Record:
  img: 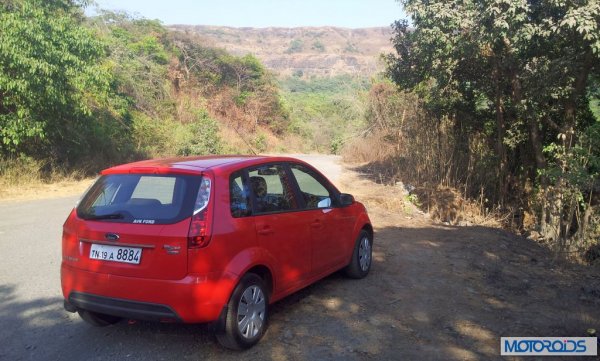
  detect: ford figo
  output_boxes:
[61,155,373,349]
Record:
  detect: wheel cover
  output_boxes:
[237,285,266,339]
[358,236,372,272]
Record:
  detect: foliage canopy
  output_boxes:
[385,0,600,250]
[0,1,290,170]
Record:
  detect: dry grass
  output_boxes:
[0,178,94,202]
[342,144,507,230]
[339,164,416,215]
[340,161,503,228]
[0,157,94,202]
[219,126,312,154]
[412,186,504,227]
[341,131,398,164]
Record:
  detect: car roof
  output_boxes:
[100,155,309,175]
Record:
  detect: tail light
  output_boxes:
[188,177,212,248]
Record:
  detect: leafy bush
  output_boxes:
[344,42,359,53]
[0,0,113,157]
[175,109,223,156]
[312,40,325,52]
[285,39,304,54]
[253,133,267,153]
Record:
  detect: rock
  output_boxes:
[526,230,541,241]
[368,317,382,326]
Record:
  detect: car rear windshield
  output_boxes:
[77,174,202,224]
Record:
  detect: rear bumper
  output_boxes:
[65,292,182,322]
[61,262,236,323]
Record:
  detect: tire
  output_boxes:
[344,230,373,279]
[77,310,121,327]
[216,273,269,350]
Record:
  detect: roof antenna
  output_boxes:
[232,125,258,155]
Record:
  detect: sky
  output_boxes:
[87,0,406,28]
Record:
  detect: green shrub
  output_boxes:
[312,40,325,52]
[175,109,223,156]
[330,136,344,155]
[253,133,267,153]
[285,39,304,54]
[129,36,169,64]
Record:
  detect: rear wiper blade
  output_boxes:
[86,212,125,220]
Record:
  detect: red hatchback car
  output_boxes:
[61,155,373,349]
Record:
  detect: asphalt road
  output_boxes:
[0,196,84,360]
[0,155,345,361]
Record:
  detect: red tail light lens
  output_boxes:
[188,177,212,248]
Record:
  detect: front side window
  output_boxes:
[248,164,297,214]
[291,164,333,209]
[77,174,201,224]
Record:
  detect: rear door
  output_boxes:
[248,164,311,292]
[71,174,201,280]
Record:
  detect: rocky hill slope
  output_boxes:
[171,25,394,77]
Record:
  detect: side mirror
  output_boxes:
[339,193,355,207]
[317,197,332,208]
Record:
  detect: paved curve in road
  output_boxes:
[0,155,344,361]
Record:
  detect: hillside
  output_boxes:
[171,25,394,77]
[0,3,300,178]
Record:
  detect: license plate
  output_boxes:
[89,244,142,264]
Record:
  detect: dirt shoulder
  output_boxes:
[0,178,93,202]
[292,162,600,360]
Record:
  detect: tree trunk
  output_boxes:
[563,48,594,147]
[528,117,546,172]
[493,63,508,205]
[540,185,563,249]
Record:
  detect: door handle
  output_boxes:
[310,220,323,229]
[257,226,274,236]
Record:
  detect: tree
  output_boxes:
[0,0,112,157]
[387,0,600,247]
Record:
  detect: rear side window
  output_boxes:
[77,174,201,224]
[230,172,250,218]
